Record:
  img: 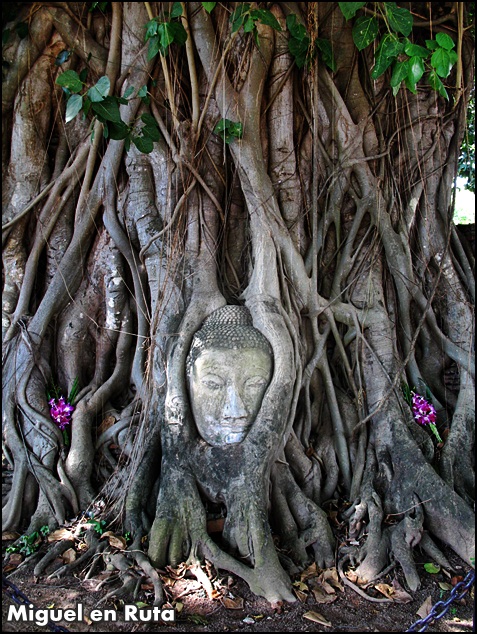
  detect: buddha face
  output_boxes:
[188,347,273,447]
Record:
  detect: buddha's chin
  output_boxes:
[201,424,250,447]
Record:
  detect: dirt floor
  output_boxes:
[2,532,474,633]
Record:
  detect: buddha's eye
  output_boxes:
[244,376,268,390]
[201,374,225,390]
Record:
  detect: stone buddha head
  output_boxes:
[186,305,273,447]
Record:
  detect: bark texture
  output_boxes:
[2,1,474,604]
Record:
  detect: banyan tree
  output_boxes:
[2,1,474,604]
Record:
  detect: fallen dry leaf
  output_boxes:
[374,583,395,599]
[221,595,244,610]
[2,531,20,541]
[416,596,433,619]
[303,611,332,627]
[439,581,453,591]
[47,528,74,542]
[311,587,337,604]
[300,563,318,581]
[391,579,413,603]
[344,568,359,583]
[100,531,127,550]
[5,553,23,568]
[62,548,77,564]
[108,535,127,550]
[320,567,343,591]
[293,589,308,603]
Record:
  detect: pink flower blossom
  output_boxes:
[49,396,74,430]
[411,393,437,426]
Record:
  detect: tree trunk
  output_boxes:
[2,1,474,605]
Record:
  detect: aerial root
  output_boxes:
[130,534,165,606]
[96,571,143,606]
[46,529,103,579]
[33,539,75,577]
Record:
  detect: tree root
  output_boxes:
[33,539,75,578]
[337,558,393,603]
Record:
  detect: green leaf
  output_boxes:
[137,85,148,99]
[147,34,161,60]
[435,32,455,51]
[428,70,448,99]
[404,75,417,94]
[289,37,310,69]
[352,15,379,51]
[286,14,308,41]
[87,76,110,102]
[371,34,403,79]
[140,114,161,142]
[56,70,83,93]
[67,378,80,404]
[243,15,255,33]
[107,121,130,140]
[79,68,89,83]
[431,47,452,78]
[145,18,159,41]
[315,38,336,72]
[90,2,108,11]
[403,41,430,58]
[142,125,161,142]
[123,85,135,99]
[170,2,183,18]
[231,3,251,33]
[132,135,154,154]
[140,112,157,126]
[65,94,83,123]
[91,96,122,123]
[55,49,72,66]
[155,21,187,56]
[384,2,413,36]
[338,2,366,20]
[158,22,175,54]
[82,96,92,117]
[379,33,404,58]
[408,56,425,84]
[424,562,441,574]
[201,2,216,13]
[401,383,412,407]
[390,60,409,88]
[252,9,282,31]
[214,118,243,143]
[425,39,439,51]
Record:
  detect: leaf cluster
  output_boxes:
[339,2,458,98]
[55,71,160,153]
[6,526,50,556]
[286,14,336,71]
[214,118,244,144]
[145,2,187,59]
[230,3,282,46]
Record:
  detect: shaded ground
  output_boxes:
[2,537,474,633]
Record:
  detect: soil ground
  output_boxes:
[2,538,474,633]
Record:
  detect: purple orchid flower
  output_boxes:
[411,392,442,443]
[49,396,75,431]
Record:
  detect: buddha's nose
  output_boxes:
[223,385,248,420]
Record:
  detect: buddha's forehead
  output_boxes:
[186,305,273,374]
[193,347,272,373]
